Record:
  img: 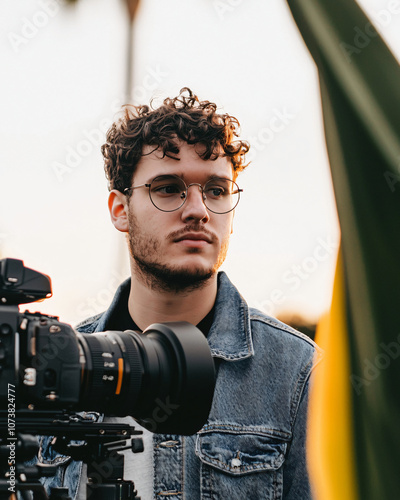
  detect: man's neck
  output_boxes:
[127,270,218,331]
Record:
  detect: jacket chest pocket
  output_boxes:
[195,429,287,500]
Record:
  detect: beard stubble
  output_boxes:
[127,209,229,293]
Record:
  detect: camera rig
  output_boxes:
[0,411,144,500]
[0,259,216,500]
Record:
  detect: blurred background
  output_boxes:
[1,0,399,329]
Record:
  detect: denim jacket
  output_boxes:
[37,272,322,499]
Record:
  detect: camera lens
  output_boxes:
[77,322,215,435]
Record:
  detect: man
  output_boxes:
[39,88,321,499]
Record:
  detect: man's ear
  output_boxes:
[108,190,129,232]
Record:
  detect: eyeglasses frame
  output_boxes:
[123,175,243,214]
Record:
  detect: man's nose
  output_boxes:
[180,184,210,223]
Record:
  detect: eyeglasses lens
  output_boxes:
[149,176,187,212]
[203,178,239,214]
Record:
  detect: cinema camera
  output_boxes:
[0,259,216,500]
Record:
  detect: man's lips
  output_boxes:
[174,233,213,243]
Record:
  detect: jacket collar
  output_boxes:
[94,271,254,361]
[207,272,254,361]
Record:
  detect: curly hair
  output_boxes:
[101,87,250,192]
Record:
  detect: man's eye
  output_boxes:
[206,186,225,198]
[154,184,182,195]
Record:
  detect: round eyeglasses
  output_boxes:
[124,175,242,214]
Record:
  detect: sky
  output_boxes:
[1,0,400,326]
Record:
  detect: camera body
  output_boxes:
[0,305,82,410]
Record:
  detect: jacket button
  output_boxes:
[231,458,241,468]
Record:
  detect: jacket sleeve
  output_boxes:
[282,377,314,499]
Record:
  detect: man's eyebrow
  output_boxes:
[144,173,234,183]
[145,174,180,182]
[207,174,232,180]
